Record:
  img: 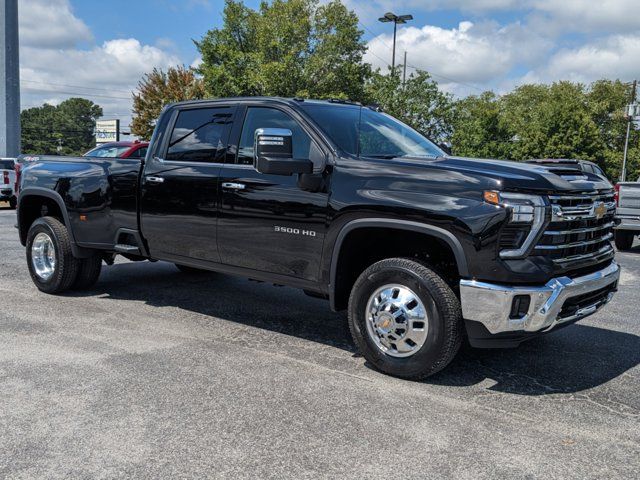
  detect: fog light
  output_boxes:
[510,295,531,319]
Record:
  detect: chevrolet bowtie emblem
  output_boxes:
[594,201,607,220]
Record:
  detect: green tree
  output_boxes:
[451,92,511,159]
[195,0,369,101]
[365,68,455,144]
[500,82,604,162]
[131,66,206,140]
[21,98,102,155]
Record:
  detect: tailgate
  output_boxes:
[618,183,640,209]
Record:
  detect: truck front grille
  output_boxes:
[535,192,616,268]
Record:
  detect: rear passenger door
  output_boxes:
[217,105,329,282]
[141,104,235,263]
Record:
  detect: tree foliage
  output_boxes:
[195,0,369,101]
[452,80,639,180]
[365,68,455,144]
[21,98,103,155]
[131,66,206,140]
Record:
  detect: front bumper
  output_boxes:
[615,214,640,231]
[459,262,620,336]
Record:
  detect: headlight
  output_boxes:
[484,191,548,259]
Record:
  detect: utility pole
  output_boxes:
[402,51,408,89]
[378,12,413,77]
[0,0,20,158]
[621,79,637,182]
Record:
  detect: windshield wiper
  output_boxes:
[365,154,400,159]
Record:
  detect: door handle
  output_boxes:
[146,176,165,183]
[222,182,246,190]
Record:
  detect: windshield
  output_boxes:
[84,145,131,158]
[301,104,444,159]
[0,159,15,169]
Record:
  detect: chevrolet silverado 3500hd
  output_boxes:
[16,98,620,379]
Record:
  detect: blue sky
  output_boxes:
[17,0,640,131]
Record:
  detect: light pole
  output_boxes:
[621,79,637,182]
[378,12,413,77]
[0,0,20,158]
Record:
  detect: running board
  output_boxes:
[114,244,141,255]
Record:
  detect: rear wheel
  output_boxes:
[73,254,102,289]
[615,230,635,251]
[348,258,463,380]
[26,216,80,294]
[9,197,17,209]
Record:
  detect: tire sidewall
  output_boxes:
[350,263,448,378]
[26,219,67,292]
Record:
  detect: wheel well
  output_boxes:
[332,227,461,311]
[18,195,65,245]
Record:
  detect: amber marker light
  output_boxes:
[483,191,500,205]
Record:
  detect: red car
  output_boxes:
[84,140,149,159]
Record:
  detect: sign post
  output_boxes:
[95,119,120,145]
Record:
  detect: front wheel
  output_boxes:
[348,258,463,380]
[615,230,636,251]
[26,216,80,294]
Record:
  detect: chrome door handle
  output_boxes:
[222,182,246,190]
[146,176,165,183]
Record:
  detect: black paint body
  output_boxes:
[17,98,614,306]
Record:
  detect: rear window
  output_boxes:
[85,146,131,158]
[0,159,15,169]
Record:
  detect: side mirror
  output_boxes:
[253,128,313,176]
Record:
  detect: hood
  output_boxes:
[419,156,613,194]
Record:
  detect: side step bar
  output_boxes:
[114,244,141,255]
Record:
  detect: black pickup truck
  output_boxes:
[17,97,620,379]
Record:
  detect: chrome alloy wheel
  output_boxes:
[365,284,429,358]
[31,232,56,281]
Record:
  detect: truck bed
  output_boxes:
[19,155,143,248]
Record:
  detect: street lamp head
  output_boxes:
[378,12,414,24]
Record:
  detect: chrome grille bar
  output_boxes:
[535,232,613,250]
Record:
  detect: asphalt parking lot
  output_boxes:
[0,207,639,479]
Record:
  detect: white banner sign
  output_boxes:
[95,119,120,144]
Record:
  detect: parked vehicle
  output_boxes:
[526,158,608,179]
[0,158,17,208]
[614,181,640,250]
[84,140,149,159]
[16,98,620,379]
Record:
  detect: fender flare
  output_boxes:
[18,187,90,258]
[328,218,469,310]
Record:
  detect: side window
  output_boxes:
[237,107,312,165]
[166,107,232,162]
[132,147,148,159]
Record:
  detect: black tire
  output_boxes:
[175,263,210,274]
[348,258,463,380]
[26,216,80,294]
[9,196,17,209]
[72,254,102,289]
[615,230,635,251]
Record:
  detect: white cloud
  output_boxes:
[18,1,183,137]
[19,0,92,49]
[365,20,552,93]
[525,33,640,84]
[532,0,640,32]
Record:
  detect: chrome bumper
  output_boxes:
[459,262,620,335]
[615,215,640,231]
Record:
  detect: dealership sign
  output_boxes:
[95,119,120,144]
